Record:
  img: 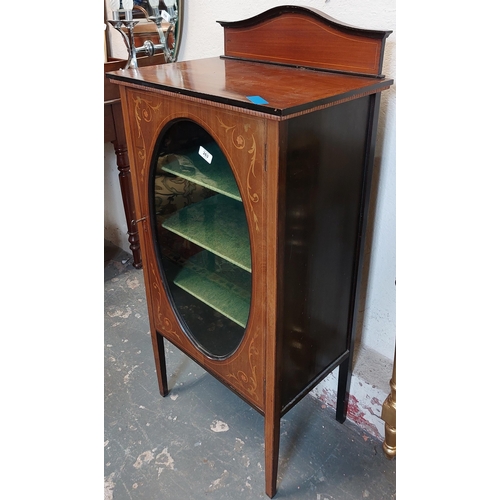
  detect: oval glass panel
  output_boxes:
[150,119,252,358]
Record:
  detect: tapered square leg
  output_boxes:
[151,330,168,397]
[264,410,280,498]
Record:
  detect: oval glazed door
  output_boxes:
[150,119,252,359]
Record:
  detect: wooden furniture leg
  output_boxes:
[264,409,280,498]
[152,331,169,397]
[110,101,142,269]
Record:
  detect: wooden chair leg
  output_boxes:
[151,330,168,397]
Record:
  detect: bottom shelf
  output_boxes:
[173,251,251,328]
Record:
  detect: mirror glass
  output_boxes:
[104,0,184,63]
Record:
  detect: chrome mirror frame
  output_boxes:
[107,0,184,67]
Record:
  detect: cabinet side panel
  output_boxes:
[280,98,370,409]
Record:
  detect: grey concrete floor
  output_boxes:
[104,241,396,499]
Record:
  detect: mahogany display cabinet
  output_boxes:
[108,6,393,497]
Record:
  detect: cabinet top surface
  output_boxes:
[107,57,392,117]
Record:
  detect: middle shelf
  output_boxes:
[162,194,252,272]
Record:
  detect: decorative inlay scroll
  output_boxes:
[216,117,260,232]
[132,95,161,183]
[149,260,181,342]
[246,136,259,232]
[226,335,259,398]
[134,95,161,131]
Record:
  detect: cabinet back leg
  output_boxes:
[336,358,352,423]
[151,330,169,397]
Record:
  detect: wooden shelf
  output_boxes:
[162,194,252,272]
[173,251,251,328]
[160,149,242,202]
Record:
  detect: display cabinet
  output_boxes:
[108,5,393,497]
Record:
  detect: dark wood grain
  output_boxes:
[218,5,392,77]
[279,97,370,411]
[107,57,392,117]
[105,54,167,102]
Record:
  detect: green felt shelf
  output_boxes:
[162,195,251,272]
[173,251,251,328]
[160,148,242,202]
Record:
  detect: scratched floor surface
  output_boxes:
[104,241,396,500]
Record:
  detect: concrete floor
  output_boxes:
[104,241,396,499]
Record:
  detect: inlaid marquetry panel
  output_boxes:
[123,87,267,411]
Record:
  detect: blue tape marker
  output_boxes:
[246,95,269,105]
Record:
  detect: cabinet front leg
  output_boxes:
[151,330,168,397]
[264,408,280,498]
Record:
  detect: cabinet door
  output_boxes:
[124,89,268,411]
[152,119,252,358]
